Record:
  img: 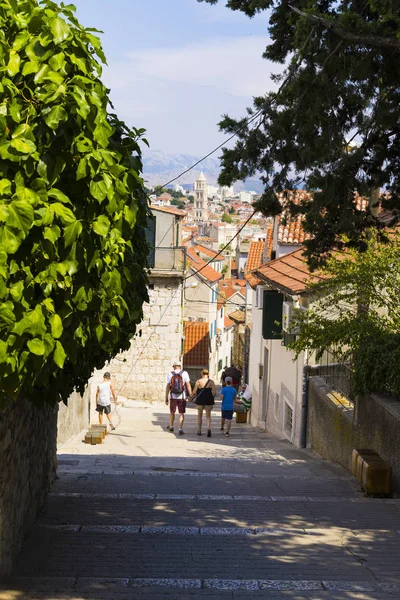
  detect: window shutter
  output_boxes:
[145,217,156,268]
[262,290,283,340]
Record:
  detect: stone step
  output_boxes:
[1,576,399,599]
[53,471,360,498]
[14,530,400,581]
[41,496,400,530]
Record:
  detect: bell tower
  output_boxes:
[193,172,208,223]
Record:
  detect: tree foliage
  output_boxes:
[221,212,233,223]
[289,232,400,396]
[199,0,400,265]
[0,0,150,406]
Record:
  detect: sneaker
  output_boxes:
[197,431,202,436]
[166,426,174,433]
[178,429,184,436]
[207,430,211,438]
[110,423,116,431]
[225,431,230,437]
[220,427,224,431]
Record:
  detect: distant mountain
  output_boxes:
[142,149,264,194]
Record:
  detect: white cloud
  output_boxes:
[103,36,279,155]
[107,36,274,98]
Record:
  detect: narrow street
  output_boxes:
[2,400,400,600]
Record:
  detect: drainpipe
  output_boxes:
[300,364,320,448]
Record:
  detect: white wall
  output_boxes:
[248,285,305,446]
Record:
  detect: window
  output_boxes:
[284,402,293,434]
[145,217,156,268]
[218,359,222,371]
[262,290,283,340]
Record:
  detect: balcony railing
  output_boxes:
[149,246,187,274]
[318,349,354,402]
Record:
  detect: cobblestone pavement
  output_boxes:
[2,400,400,599]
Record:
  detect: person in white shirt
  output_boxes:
[165,361,192,436]
[96,372,118,431]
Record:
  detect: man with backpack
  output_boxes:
[165,360,192,436]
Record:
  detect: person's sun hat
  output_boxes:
[225,376,233,383]
[173,360,182,367]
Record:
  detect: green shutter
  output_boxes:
[262,290,283,340]
[145,218,156,268]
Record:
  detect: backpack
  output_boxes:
[170,370,185,395]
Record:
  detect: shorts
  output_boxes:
[197,404,213,414]
[221,410,233,420]
[169,398,186,414]
[96,404,111,415]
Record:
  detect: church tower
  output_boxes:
[194,172,209,223]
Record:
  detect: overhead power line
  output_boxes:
[184,210,257,281]
[160,111,263,189]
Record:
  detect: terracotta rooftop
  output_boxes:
[253,246,325,295]
[228,310,245,324]
[245,241,265,272]
[219,278,246,299]
[224,316,235,329]
[193,245,223,260]
[276,190,370,246]
[186,247,222,283]
[150,205,186,217]
[266,225,274,259]
[183,322,209,367]
[276,190,312,245]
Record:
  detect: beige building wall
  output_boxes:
[89,277,183,403]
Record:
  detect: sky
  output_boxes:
[70,0,276,157]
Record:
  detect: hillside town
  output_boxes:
[3,1,400,598]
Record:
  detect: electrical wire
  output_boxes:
[159,111,263,189]
[184,210,257,280]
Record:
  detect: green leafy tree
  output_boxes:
[171,199,186,210]
[229,206,236,215]
[187,194,194,202]
[221,213,233,224]
[199,0,400,265]
[289,232,400,396]
[154,185,167,196]
[0,0,150,406]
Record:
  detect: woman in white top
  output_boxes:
[96,372,118,430]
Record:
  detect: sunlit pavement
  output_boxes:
[1,399,400,599]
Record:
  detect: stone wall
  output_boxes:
[308,377,400,493]
[57,386,91,447]
[89,277,183,403]
[0,398,58,578]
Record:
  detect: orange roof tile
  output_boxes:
[245,272,262,289]
[186,247,222,283]
[150,205,186,217]
[246,241,265,272]
[224,316,235,329]
[218,279,246,302]
[254,246,325,295]
[276,190,371,246]
[193,244,223,260]
[183,322,209,367]
[266,225,273,259]
[228,310,245,324]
